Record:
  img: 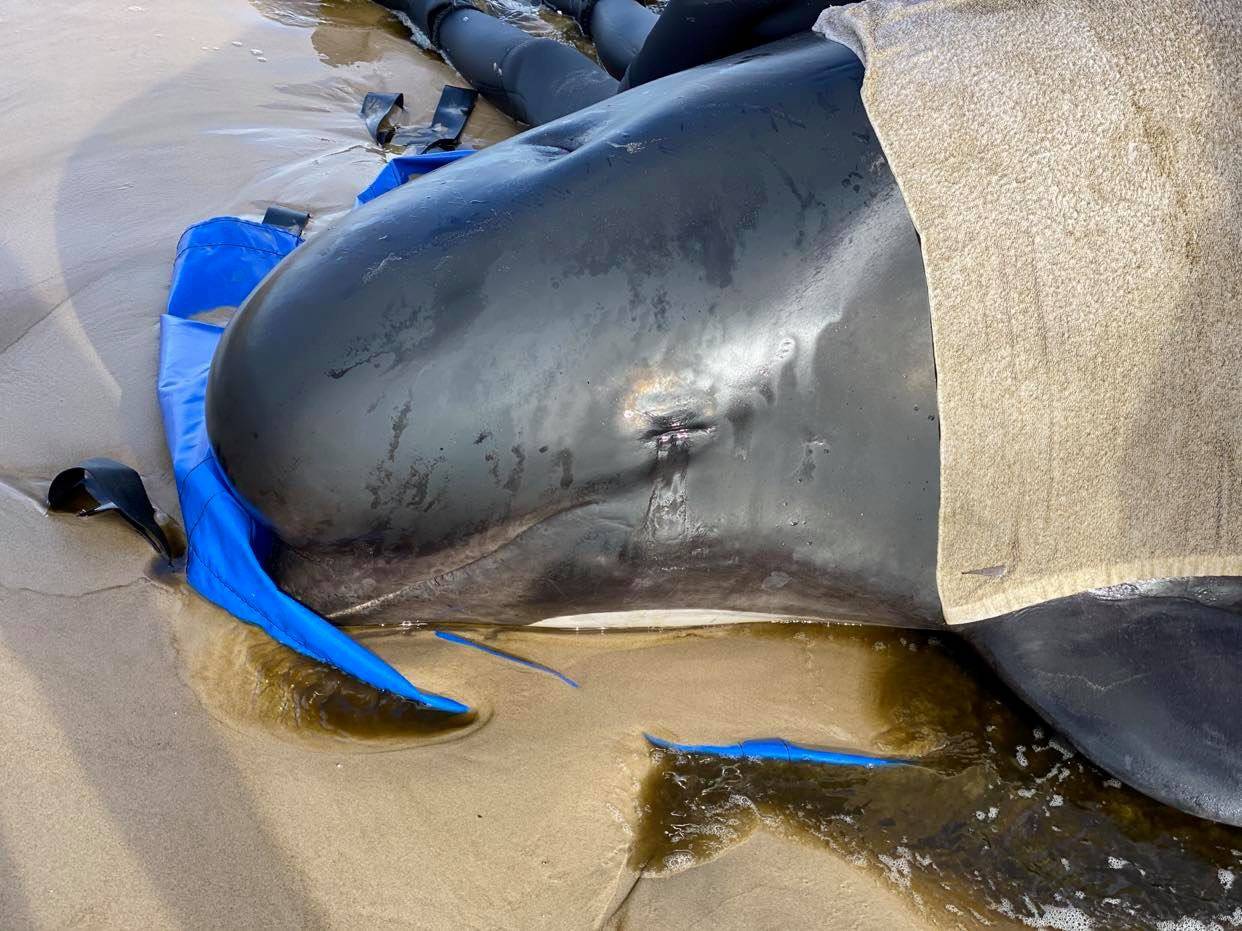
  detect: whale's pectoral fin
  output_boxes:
[963,578,1242,825]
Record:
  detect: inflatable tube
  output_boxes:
[558,0,656,79]
[375,0,849,125]
[619,0,835,89]
[436,9,617,125]
[377,0,617,126]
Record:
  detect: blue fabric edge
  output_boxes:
[434,630,579,688]
[644,733,906,767]
[160,152,480,712]
[356,149,475,206]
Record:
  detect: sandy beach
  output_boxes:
[6,2,1242,929]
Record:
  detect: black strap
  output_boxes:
[360,91,406,145]
[359,85,478,152]
[48,458,173,564]
[261,205,310,237]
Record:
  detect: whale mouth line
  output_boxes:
[324,497,603,621]
[531,608,825,629]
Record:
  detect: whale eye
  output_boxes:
[620,373,718,444]
[637,411,717,442]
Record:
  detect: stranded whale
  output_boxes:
[208,37,942,630]
[205,34,1242,827]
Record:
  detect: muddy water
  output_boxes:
[631,626,1242,929]
[191,625,484,747]
[253,0,595,56]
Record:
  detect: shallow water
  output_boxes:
[215,631,483,744]
[631,626,1242,929]
[184,597,1242,927]
[170,584,484,748]
[251,0,600,63]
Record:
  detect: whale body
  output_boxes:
[205,34,1242,827]
[208,36,941,629]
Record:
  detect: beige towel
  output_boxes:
[816,0,1242,625]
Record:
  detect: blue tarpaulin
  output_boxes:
[158,153,474,713]
[355,149,475,205]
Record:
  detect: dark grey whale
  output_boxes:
[206,34,1242,826]
[209,37,941,629]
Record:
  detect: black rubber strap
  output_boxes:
[392,85,477,150]
[359,85,478,152]
[48,458,173,564]
[261,205,310,237]
[360,91,406,145]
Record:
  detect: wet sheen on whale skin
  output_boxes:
[207,36,942,628]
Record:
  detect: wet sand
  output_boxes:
[6,1,1242,929]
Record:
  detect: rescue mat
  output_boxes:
[159,151,475,714]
